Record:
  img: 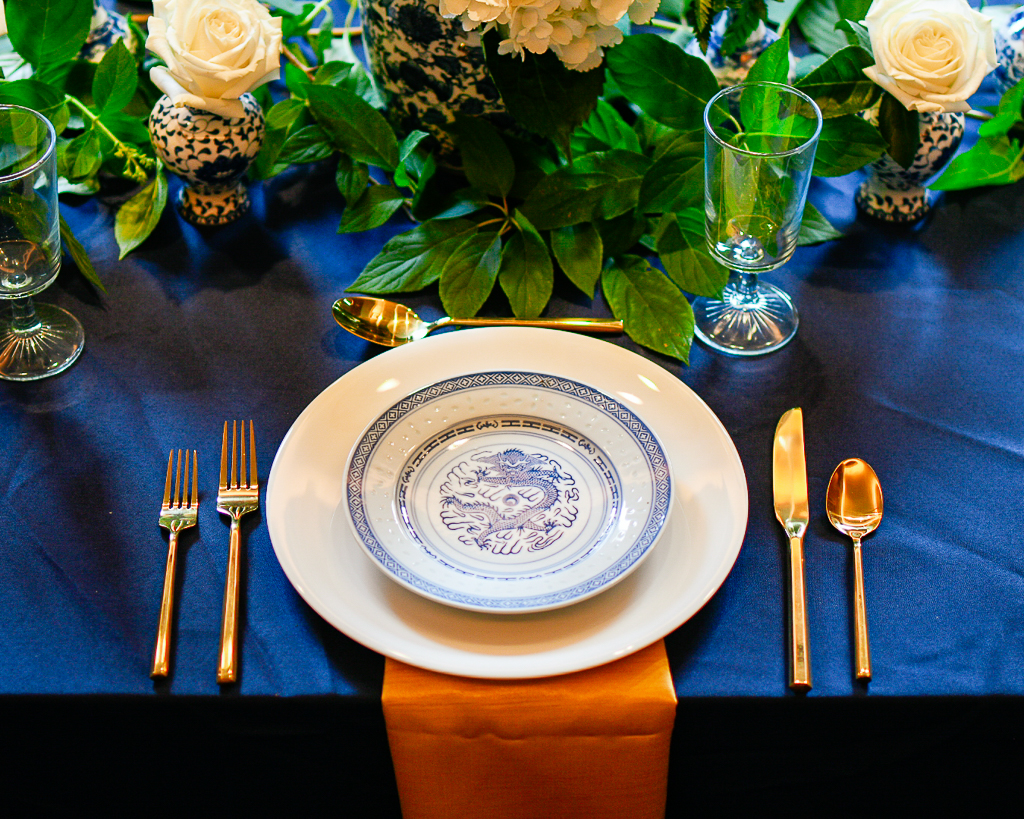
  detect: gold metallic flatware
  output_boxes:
[826,458,883,682]
[332,296,624,346]
[152,449,198,679]
[216,420,259,684]
[773,408,811,692]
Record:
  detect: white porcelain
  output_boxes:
[267,328,748,678]
[348,372,672,613]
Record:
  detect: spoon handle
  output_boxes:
[448,317,623,333]
[852,537,871,680]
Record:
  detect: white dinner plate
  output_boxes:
[267,328,747,679]
[347,371,673,613]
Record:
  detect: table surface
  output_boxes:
[3,19,1024,813]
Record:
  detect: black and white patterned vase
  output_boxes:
[855,109,965,223]
[359,0,515,153]
[78,0,137,63]
[148,94,265,227]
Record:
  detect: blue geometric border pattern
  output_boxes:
[346,371,672,611]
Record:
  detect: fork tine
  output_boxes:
[162,451,173,509]
[239,420,247,490]
[231,420,239,489]
[249,421,257,489]
[190,450,198,508]
[174,449,184,508]
[220,421,229,490]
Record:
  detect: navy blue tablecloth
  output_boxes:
[3,67,1024,818]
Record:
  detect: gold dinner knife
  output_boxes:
[773,408,812,691]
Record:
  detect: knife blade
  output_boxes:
[773,408,812,691]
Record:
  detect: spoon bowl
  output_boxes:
[332,296,623,347]
[826,458,883,682]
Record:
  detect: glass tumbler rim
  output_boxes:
[0,103,57,183]
[703,81,823,159]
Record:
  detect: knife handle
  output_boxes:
[788,534,812,691]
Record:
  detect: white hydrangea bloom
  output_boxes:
[441,0,658,70]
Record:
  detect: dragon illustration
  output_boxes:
[439,448,578,555]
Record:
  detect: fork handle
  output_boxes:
[151,531,180,678]
[217,518,242,684]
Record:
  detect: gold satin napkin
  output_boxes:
[383,640,677,819]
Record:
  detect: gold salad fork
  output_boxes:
[151,449,198,678]
[217,420,258,684]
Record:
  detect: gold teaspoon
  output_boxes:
[332,296,624,347]
[825,458,884,681]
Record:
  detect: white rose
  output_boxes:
[146,0,282,119]
[862,0,996,113]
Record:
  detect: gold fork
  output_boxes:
[151,449,198,678]
[216,420,258,684]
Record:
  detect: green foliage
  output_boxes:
[0,2,160,289]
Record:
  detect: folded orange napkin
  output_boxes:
[383,640,677,819]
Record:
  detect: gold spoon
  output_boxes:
[825,458,884,681]
[332,296,624,347]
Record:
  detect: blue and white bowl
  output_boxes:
[345,371,672,613]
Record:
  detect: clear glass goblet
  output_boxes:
[0,104,84,381]
[692,82,822,356]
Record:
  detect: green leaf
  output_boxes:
[795,0,848,56]
[654,211,728,298]
[638,151,704,213]
[59,214,103,291]
[835,0,873,20]
[351,219,480,293]
[877,92,919,169]
[794,46,880,119]
[0,79,70,135]
[6,0,92,66]
[276,124,336,165]
[285,62,312,99]
[836,19,872,52]
[767,0,807,29]
[601,255,694,363]
[813,114,887,176]
[978,81,1024,139]
[520,171,617,230]
[114,168,168,260]
[313,3,334,64]
[59,128,103,182]
[439,231,502,317]
[451,115,515,198]
[930,135,1024,190]
[335,155,371,205]
[267,98,308,130]
[482,30,604,158]
[521,150,650,229]
[306,83,399,170]
[797,201,843,244]
[605,34,719,131]
[572,99,642,155]
[92,40,137,114]
[499,211,553,318]
[337,185,406,234]
[745,30,792,86]
[551,223,603,297]
[596,211,648,257]
[572,150,651,219]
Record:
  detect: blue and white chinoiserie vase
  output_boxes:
[684,12,795,86]
[79,0,137,63]
[994,8,1024,96]
[345,371,672,614]
[359,0,515,153]
[147,94,265,226]
[855,109,965,223]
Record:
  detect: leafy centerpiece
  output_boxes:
[0,0,1015,361]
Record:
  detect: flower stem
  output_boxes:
[64,94,155,180]
[300,0,334,29]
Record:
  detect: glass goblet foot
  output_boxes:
[692,271,798,356]
[0,299,85,381]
